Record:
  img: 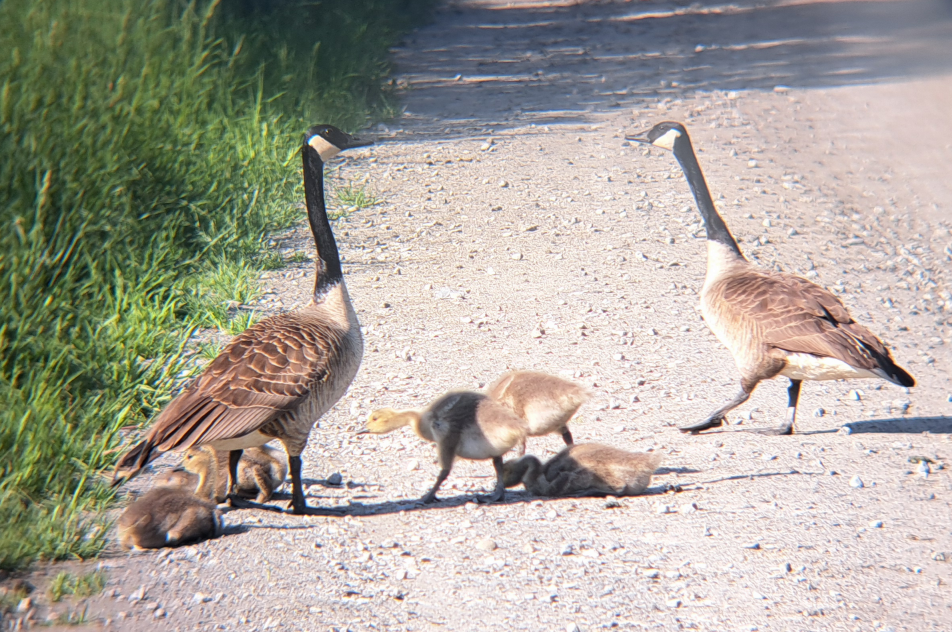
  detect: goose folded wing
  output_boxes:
[145,321,335,451]
[729,274,893,370]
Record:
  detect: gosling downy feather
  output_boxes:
[113,125,371,514]
[486,371,590,455]
[155,445,287,504]
[628,121,914,435]
[503,443,662,497]
[117,487,222,550]
[361,391,528,504]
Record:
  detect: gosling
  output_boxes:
[117,447,223,549]
[361,391,528,503]
[487,371,590,455]
[155,445,287,504]
[503,443,662,497]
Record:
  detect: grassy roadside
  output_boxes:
[0,0,433,570]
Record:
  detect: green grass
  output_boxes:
[334,181,381,215]
[0,0,434,570]
[49,570,107,602]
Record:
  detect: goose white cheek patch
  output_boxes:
[652,128,681,150]
[308,135,341,161]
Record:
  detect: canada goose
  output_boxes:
[486,371,590,455]
[360,391,528,503]
[113,125,371,513]
[117,449,223,550]
[627,122,914,435]
[503,443,662,497]
[155,445,287,504]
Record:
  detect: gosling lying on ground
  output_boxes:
[361,391,528,503]
[503,443,662,497]
[154,445,288,504]
[117,446,223,549]
[487,370,591,455]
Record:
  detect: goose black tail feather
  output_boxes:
[872,364,915,389]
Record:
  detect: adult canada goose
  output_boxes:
[113,125,371,513]
[360,392,528,503]
[117,447,223,550]
[486,371,590,455]
[503,443,662,497]
[155,445,287,504]
[627,122,914,435]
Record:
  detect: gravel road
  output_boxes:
[9,1,952,630]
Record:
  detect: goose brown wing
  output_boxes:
[145,314,341,451]
[723,272,892,370]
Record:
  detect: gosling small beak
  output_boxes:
[356,429,371,435]
[171,467,186,473]
[625,131,651,144]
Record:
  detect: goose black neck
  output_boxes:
[302,144,342,296]
[672,137,743,256]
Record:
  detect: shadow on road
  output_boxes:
[389,0,952,136]
[842,415,952,434]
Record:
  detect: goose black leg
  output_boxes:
[681,387,751,434]
[476,456,506,504]
[288,455,307,514]
[561,427,574,446]
[755,379,801,436]
[227,449,254,508]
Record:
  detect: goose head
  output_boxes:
[304,124,373,162]
[626,121,688,152]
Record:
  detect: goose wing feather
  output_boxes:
[145,313,341,451]
[721,272,896,371]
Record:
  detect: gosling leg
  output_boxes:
[421,438,457,504]
[516,438,528,457]
[420,468,451,504]
[476,456,506,504]
[560,427,574,446]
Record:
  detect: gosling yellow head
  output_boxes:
[359,408,407,434]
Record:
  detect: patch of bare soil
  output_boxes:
[6,1,952,630]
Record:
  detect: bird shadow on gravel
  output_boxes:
[842,416,952,435]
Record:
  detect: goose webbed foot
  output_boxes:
[287,496,309,515]
[750,380,800,437]
[475,456,506,503]
[475,488,505,504]
[419,491,439,505]
[679,416,724,434]
[751,423,794,436]
[228,496,255,509]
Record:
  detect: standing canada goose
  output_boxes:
[486,371,590,455]
[155,445,287,504]
[359,392,528,503]
[113,125,371,513]
[627,122,914,435]
[503,443,662,497]
[117,446,223,550]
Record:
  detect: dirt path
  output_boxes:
[10,1,952,630]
